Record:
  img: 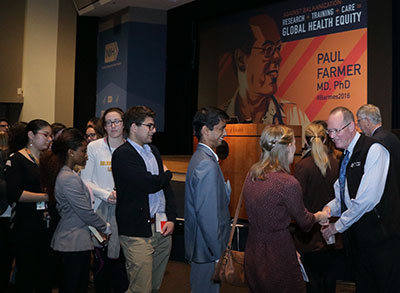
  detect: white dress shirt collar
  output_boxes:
[127,138,151,155]
[346,132,361,156]
[198,143,219,162]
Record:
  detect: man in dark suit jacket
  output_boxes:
[185,107,231,293]
[357,104,400,188]
[112,106,176,293]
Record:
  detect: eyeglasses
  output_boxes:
[105,119,123,127]
[326,122,351,135]
[37,131,53,140]
[141,123,156,131]
[251,41,281,58]
[85,133,97,138]
[0,124,9,128]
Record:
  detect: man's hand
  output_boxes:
[161,221,175,236]
[321,223,337,241]
[318,206,331,225]
[314,210,329,224]
[107,190,117,204]
[322,206,331,217]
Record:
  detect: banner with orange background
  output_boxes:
[198,0,367,127]
[277,28,367,123]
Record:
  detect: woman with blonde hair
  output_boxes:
[294,122,340,293]
[243,125,328,293]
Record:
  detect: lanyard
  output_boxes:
[105,137,125,155]
[105,137,113,155]
[25,148,39,166]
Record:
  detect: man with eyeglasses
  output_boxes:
[222,14,309,131]
[0,118,9,133]
[112,105,177,293]
[321,106,400,292]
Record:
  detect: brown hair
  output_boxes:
[123,106,155,133]
[249,125,294,180]
[101,107,124,133]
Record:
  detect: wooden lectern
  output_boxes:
[163,123,302,220]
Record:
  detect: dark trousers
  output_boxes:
[0,217,13,292]
[349,236,400,293]
[304,250,344,293]
[61,250,91,293]
[93,247,129,293]
[14,230,53,293]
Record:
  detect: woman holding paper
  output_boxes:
[41,128,110,293]
[242,125,328,293]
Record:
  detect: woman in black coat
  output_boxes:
[294,122,340,293]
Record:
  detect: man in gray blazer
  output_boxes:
[185,107,231,293]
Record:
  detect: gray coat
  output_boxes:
[51,166,107,252]
[184,144,231,263]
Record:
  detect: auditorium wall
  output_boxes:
[0,0,76,125]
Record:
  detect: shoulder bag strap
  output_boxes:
[227,173,248,249]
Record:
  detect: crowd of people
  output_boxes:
[1,102,400,293]
[185,104,400,293]
[0,106,176,293]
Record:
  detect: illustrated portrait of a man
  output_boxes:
[219,13,309,128]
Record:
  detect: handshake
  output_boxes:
[314,206,337,244]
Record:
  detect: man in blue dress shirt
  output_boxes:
[321,106,400,292]
[112,106,177,293]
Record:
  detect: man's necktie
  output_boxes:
[339,150,350,213]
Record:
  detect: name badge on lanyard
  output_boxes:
[36,201,46,210]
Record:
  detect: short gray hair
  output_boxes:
[357,104,382,125]
[330,106,354,124]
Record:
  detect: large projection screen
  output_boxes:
[198,0,367,131]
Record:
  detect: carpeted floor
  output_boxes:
[160,261,355,293]
[160,261,247,293]
[5,260,355,292]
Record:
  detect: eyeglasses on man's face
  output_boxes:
[326,121,351,136]
[105,119,123,127]
[141,123,156,131]
[251,40,281,58]
[0,124,9,128]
